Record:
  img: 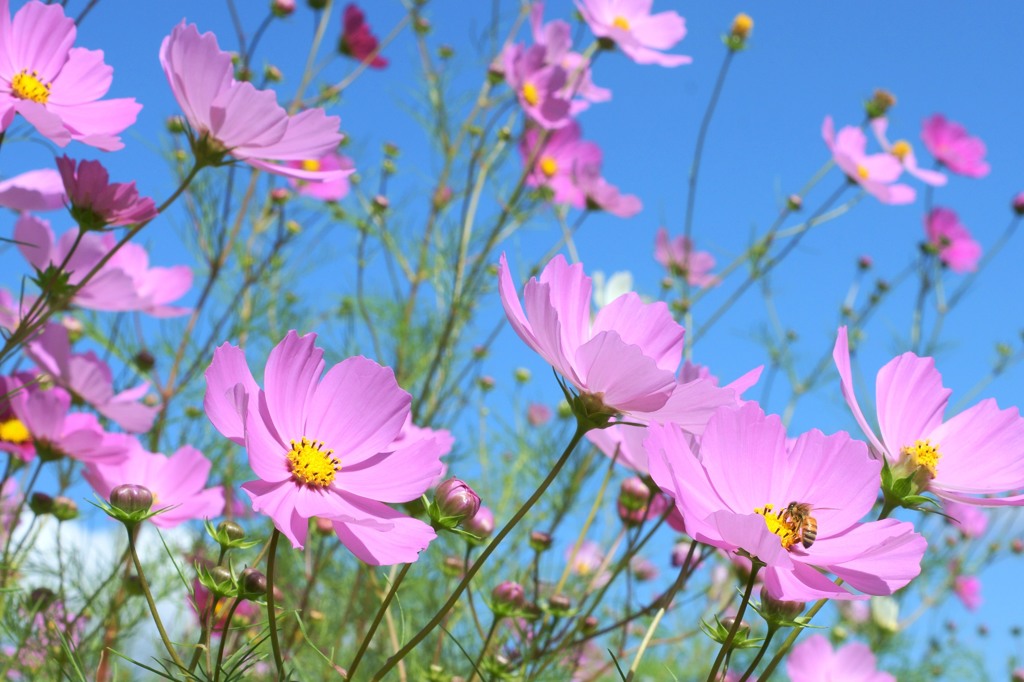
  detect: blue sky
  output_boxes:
[2,0,1023,676]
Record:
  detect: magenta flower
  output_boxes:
[0,168,65,211]
[0,0,140,150]
[529,4,610,114]
[15,214,192,317]
[788,635,894,682]
[520,122,601,208]
[953,572,982,611]
[822,116,914,205]
[502,43,571,130]
[160,22,344,182]
[287,150,355,201]
[833,326,1024,507]
[26,323,157,433]
[56,156,157,229]
[340,4,388,68]
[870,118,947,187]
[648,403,926,601]
[925,207,981,273]
[498,254,733,423]
[204,331,445,562]
[654,227,717,287]
[84,441,225,528]
[577,0,691,67]
[921,114,990,178]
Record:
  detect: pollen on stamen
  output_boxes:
[287,437,340,488]
[522,82,540,107]
[755,503,799,550]
[301,159,321,172]
[0,418,30,444]
[891,140,912,161]
[856,164,870,180]
[11,70,50,104]
[540,156,558,178]
[902,439,940,478]
[612,16,630,31]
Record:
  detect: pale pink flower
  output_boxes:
[287,150,355,201]
[870,118,947,187]
[577,0,691,67]
[0,288,33,333]
[788,635,894,682]
[576,165,642,218]
[648,402,926,601]
[925,207,981,273]
[26,323,157,433]
[822,116,915,205]
[84,440,225,528]
[953,573,982,611]
[568,540,604,576]
[340,4,387,68]
[0,0,141,150]
[502,43,571,129]
[529,3,610,114]
[834,325,1024,507]
[205,331,445,562]
[521,122,601,208]
[921,114,990,178]
[527,402,552,427]
[944,500,987,538]
[0,168,65,211]
[498,254,733,424]
[160,22,344,182]
[654,227,717,287]
[56,156,157,229]
[15,213,192,317]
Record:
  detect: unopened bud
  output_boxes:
[264,65,283,83]
[110,484,154,515]
[730,13,753,41]
[581,616,599,634]
[316,517,334,535]
[438,44,455,60]
[514,367,531,383]
[529,530,552,552]
[240,568,268,598]
[271,187,290,204]
[307,0,328,9]
[443,556,467,577]
[133,350,155,372]
[52,496,78,522]
[1013,192,1024,216]
[372,195,389,212]
[218,520,245,543]
[527,403,551,427]
[28,587,56,611]
[1011,538,1023,554]
[491,581,526,613]
[166,116,186,134]
[272,0,296,15]
[760,586,805,622]
[29,492,54,516]
[463,506,494,541]
[547,594,572,615]
[865,88,897,119]
[433,478,481,527]
[478,376,495,391]
[786,194,803,211]
[858,255,873,270]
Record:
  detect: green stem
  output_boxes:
[706,562,762,682]
[347,562,413,680]
[127,526,185,670]
[371,423,589,680]
[266,529,285,679]
[467,617,500,682]
[212,597,244,682]
[738,625,777,682]
[757,597,829,682]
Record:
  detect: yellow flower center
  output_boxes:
[522,82,540,107]
[731,13,754,39]
[902,439,940,478]
[301,159,321,172]
[0,418,29,444]
[540,156,558,178]
[891,140,912,161]
[856,164,870,180]
[754,503,799,550]
[11,70,50,104]
[287,437,340,488]
[612,16,630,31]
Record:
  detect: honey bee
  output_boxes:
[780,501,818,549]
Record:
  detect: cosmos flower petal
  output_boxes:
[334,434,444,503]
[242,478,310,549]
[875,351,950,457]
[574,331,676,413]
[591,293,682,373]
[928,399,1024,499]
[331,495,437,566]
[764,563,858,602]
[263,330,324,442]
[832,326,887,456]
[205,342,260,444]
[814,518,926,595]
[243,405,292,484]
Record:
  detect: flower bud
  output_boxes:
[110,484,153,514]
[478,376,495,391]
[728,13,753,47]
[271,187,291,204]
[433,478,481,528]
[514,367,531,383]
[240,567,268,598]
[166,115,186,134]
[372,195,389,212]
[438,44,455,60]
[527,403,551,427]
[442,556,467,578]
[547,594,572,616]
[218,520,245,543]
[29,492,54,516]
[264,64,283,83]
[720,617,750,638]
[759,585,805,623]
[272,0,296,18]
[52,496,78,522]
[307,0,328,9]
[581,616,599,634]
[786,194,803,212]
[865,88,897,119]
[1012,538,1023,554]
[315,517,334,535]
[28,587,56,611]
[529,530,552,552]
[1013,192,1024,216]
[463,505,494,542]
[491,581,526,615]
[858,255,873,271]
[133,350,155,372]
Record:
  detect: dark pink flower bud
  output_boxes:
[272,0,295,17]
[463,505,494,540]
[240,567,268,597]
[110,484,153,514]
[529,530,552,552]
[492,581,526,612]
[434,478,481,526]
[1013,192,1024,216]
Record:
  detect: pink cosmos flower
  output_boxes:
[15,213,192,317]
[287,150,355,202]
[833,325,1024,507]
[953,573,982,611]
[568,540,604,576]
[0,0,141,150]
[576,164,642,218]
[648,402,926,601]
[654,227,717,287]
[788,635,894,682]
[0,478,19,541]
[521,122,601,208]
[870,118,947,187]
[925,207,981,273]
[3,379,132,465]
[822,116,914,205]
[0,168,65,211]
[204,331,445,562]
[160,22,344,182]
[0,288,32,333]
[529,4,610,114]
[56,156,157,229]
[944,500,986,538]
[577,0,691,67]
[26,323,157,433]
[498,254,733,424]
[921,114,990,178]
[527,402,552,427]
[502,43,572,129]
[84,440,225,528]
[340,4,387,68]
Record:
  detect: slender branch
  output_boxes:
[347,562,413,680]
